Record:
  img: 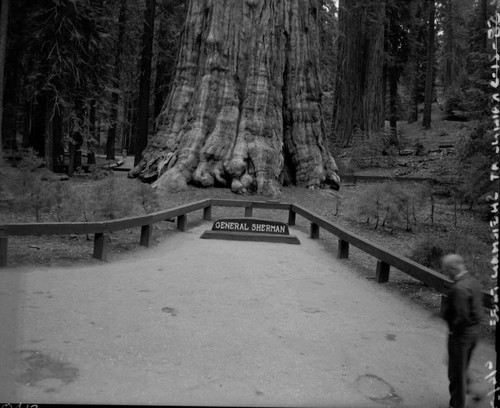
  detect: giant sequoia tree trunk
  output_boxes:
[129,0,340,196]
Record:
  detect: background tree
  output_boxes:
[0,0,9,165]
[152,0,187,121]
[332,0,386,146]
[422,0,435,129]
[130,0,340,196]
[134,0,156,166]
[106,0,128,160]
[2,0,112,172]
[385,0,411,138]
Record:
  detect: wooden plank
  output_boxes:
[209,199,253,207]
[310,223,319,239]
[140,225,152,247]
[376,261,390,283]
[0,228,7,267]
[245,206,253,217]
[203,206,212,221]
[291,203,493,308]
[209,198,291,210]
[177,214,187,231]
[288,209,296,226]
[2,222,106,236]
[251,202,291,210]
[292,204,451,291]
[338,239,349,259]
[150,199,210,223]
[93,233,108,261]
[200,230,300,245]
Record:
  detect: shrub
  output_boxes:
[355,181,429,233]
[91,175,134,220]
[410,231,491,287]
[15,178,55,222]
[134,183,160,214]
[51,182,84,222]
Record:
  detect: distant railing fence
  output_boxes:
[0,198,492,310]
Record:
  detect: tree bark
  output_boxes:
[331,0,364,146]
[388,66,398,139]
[106,0,127,160]
[130,0,340,195]
[443,0,453,90]
[332,0,385,146]
[134,0,156,167]
[362,2,385,139]
[0,0,9,163]
[407,0,422,123]
[422,0,435,129]
[30,94,47,156]
[45,98,63,171]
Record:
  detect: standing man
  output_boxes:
[441,254,484,408]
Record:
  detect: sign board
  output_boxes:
[212,218,289,235]
[201,218,300,245]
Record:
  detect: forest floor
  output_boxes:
[0,224,494,406]
[0,109,495,340]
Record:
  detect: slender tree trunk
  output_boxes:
[45,98,63,171]
[332,0,364,146]
[363,2,386,141]
[0,0,9,163]
[422,0,435,129]
[131,0,340,195]
[22,101,31,147]
[87,100,96,164]
[443,0,453,90]
[332,0,385,146]
[407,0,420,123]
[134,0,156,167]
[388,66,398,140]
[30,94,47,156]
[106,0,127,160]
[45,97,55,170]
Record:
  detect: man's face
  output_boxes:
[442,256,463,278]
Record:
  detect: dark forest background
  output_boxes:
[0,0,496,205]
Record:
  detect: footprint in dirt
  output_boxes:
[162,307,178,317]
[14,350,79,393]
[354,374,402,406]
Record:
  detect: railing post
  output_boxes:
[310,223,319,239]
[376,261,390,283]
[0,228,7,267]
[288,209,296,226]
[245,205,253,217]
[93,233,108,261]
[203,205,212,221]
[440,295,448,317]
[177,214,187,231]
[140,225,152,247]
[338,239,349,259]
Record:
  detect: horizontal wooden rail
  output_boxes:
[209,198,292,211]
[0,199,212,263]
[0,197,493,310]
[291,204,493,309]
[2,199,211,236]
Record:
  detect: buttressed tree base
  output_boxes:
[129,0,340,196]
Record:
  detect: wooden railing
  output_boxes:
[0,198,493,310]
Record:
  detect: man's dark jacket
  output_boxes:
[443,272,483,334]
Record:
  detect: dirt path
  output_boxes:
[0,223,495,407]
